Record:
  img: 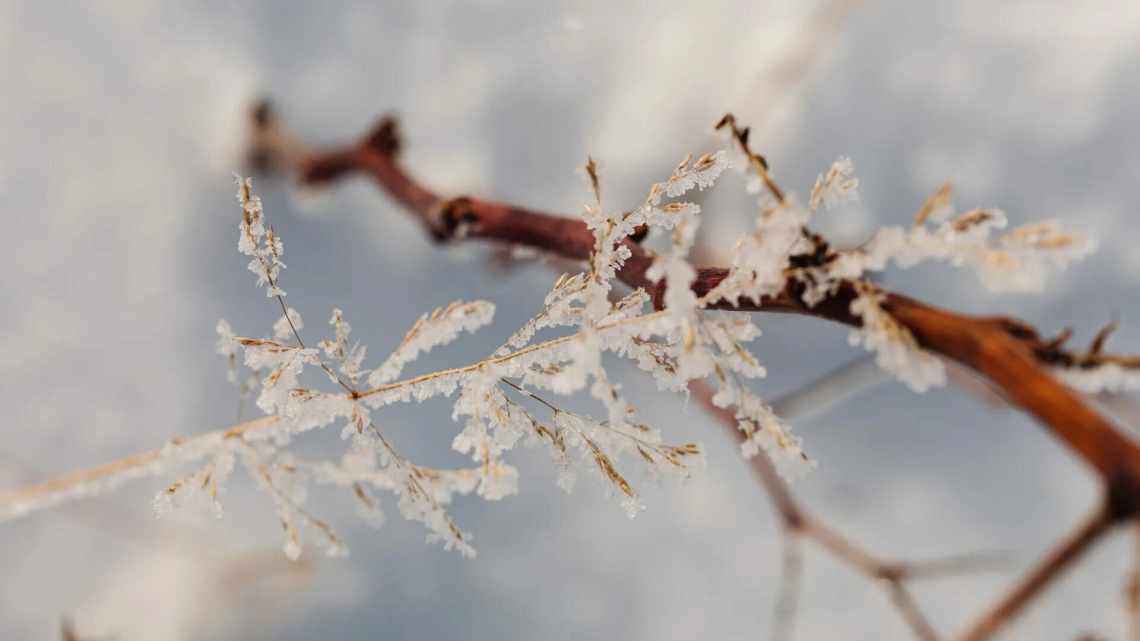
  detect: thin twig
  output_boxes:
[690,377,1005,641]
[1131,523,1140,641]
[952,505,1114,641]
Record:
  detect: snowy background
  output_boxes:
[2,1,1139,639]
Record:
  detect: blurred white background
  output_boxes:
[2,1,1139,639]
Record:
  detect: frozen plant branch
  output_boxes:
[246,102,1140,637]
[1,103,1139,640]
[249,102,1140,481]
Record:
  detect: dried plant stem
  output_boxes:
[0,311,671,520]
[0,416,277,520]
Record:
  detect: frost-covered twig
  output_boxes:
[3,102,1140,641]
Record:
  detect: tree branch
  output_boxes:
[953,505,1113,641]
[250,101,1140,489]
[249,102,1140,639]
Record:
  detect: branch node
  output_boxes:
[1107,473,1140,523]
[875,563,905,583]
[433,196,478,242]
[361,115,402,158]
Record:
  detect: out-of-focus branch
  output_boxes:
[693,378,1002,641]
[952,506,1113,641]
[1129,524,1140,641]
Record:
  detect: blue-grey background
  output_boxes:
[1,1,1138,639]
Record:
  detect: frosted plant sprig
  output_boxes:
[846,283,946,393]
[319,308,368,385]
[369,300,495,386]
[353,411,476,557]
[221,178,484,557]
[828,205,1095,293]
[152,448,236,520]
[703,115,1099,393]
[239,440,348,560]
[237,176,292,304]
[809,156,858,211]
[498,378,704,518]
[0,305,669,524]
[222,174,748,554]
[5,115,1125,576]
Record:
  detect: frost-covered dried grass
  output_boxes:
[0,122,1114,563]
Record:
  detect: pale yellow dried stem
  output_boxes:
[0,311,671,520]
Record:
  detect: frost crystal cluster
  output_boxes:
[0,120,1115,562]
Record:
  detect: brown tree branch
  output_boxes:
[953,506,1113,641]
[692,378,992,641]
[250,102,1140,638]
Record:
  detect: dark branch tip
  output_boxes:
[1106,471,1140,522]
[362,115,402,158]
[251,99,275,129]
[246,99,281,174]
[1089,319,1119,355]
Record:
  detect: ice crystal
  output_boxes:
[847,285,946,393]
[369,300,495,386]
[1055,364,1140,394]
[809,156,859,211]
[319,308,368,384]
[236,176,288,298]
[273,307,304,341]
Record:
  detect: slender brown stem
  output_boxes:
[1131,523,1140,641]
[692,377,998,641]
[953,506,1114,641]
[771,536,804,641]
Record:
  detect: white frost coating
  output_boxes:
[662,151,731,198]
[712,379,813,480]
[847,286,946,393]
[704,194,814,307]
[235,175,288,298]
[152,448,236,520]
[809,156,859,211]
[451,369,525,501]
[1055,363,1140,394]
[828,211,1094,293]
[0,416,279,522]
[273,307,304,340]
[240,444,348,560]
[368,300,495,386]
[319,308,368,384]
